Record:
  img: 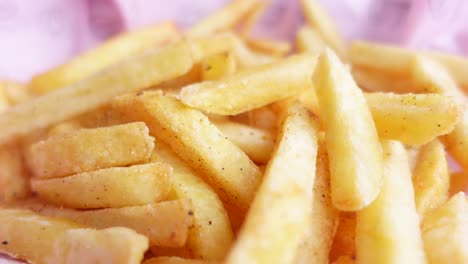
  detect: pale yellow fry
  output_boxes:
[422,192,468,263]
[239,1,268,37]
[143,256,217,264]
[10,199,193,247]
[413,139,449,218]
[294,146,339,264]
[314,48,383,211]
[180,53,316,115]
[226,102,318,264]
[229,34,276,68]
[187,0,258,37]
[366,92,460,145]
[352,67,416,93]
[0,142,30,202]
[245,38,291,57]
[152,141,233,260]
[215,121,275,164]
[0,209,148,264]
[117,93,261,212]
[201,52,237,81]
[450,171,468,195]
[300,0,346,59]
[190,33,236,62]
[29,22,180,94]
[356,140,426,264]
[0,84,8,113]
[31,163,172,209]
[0,40,193,145]
[28,122,154,179]
[295,26,326,54]
[0,80,31,105]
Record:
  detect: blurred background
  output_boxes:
[0,0,467,81]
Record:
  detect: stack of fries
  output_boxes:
[1,0,468,263]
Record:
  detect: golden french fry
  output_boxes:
[180,53,316,115]
[229,34,276,68]
[201,52,236,81]
[422,192,468,263]
[352,67,416,93]
[0,80,31,105]
[29,22,180,95]
[118,93,261,212]
[31,163,172,209]
[215,121,275,164]
[314,48,383,211]
[245,38,291,57]
[295,26,326,54]
[143,256,216,264]
[157,64,202,91]
[0,209,148,264]
[150,246,194,259]
[329,213,356,262]
[356,141,426,264]
[366,93,460,145]
[0,142,30,203]
[450,171,468,195]
[187,0,258,37]
[152,142,233,260]
[47,120,82,137]
[28,122,155,179]
[226,102,318,264]
[10,198,193,247]
[406,145,420,173]
[190,33,236,62]
[294,146,339,264]
[239,1,267,37]
[0,40,193,145]
[412,139,449,218]
[300,0,346,59]
[0,84,9,113]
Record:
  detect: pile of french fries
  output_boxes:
[1,0,468,263]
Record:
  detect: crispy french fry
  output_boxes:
[421,192,468,263]
[118,93,261,212]
[300,0,346,59]
[28,122,155,179]
[143,256,216,264]
[352,67,416,93]
[190,33,236,62]
[47,120,82,137]
[157,64,203,91]
[201,53,236,81]
[314,48,383,211]
[329,213,356,262]
[294,146,339,264]
[9,198,193,247]
[29,22,180,95]
[356,141,426,264]
[229,34,276,68]
[246,38,291,57]
[412,139,449,218]
[0,143,30,203]
[0,80,31,105]
[0,84,9,113]
[187,0,258,37]
[450,171,468,195]
[180,53,316,115]
[366,93,460,145]
[295,26,326,54]
[31,163,172,209]
[0,209,148,264]
[0,40,193,145]
[215,121,275,164]
[406,145,420,173]
[225,102,318,264]
[152,142,233,260]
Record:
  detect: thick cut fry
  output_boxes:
[356,141,426,264]
[450,171,468,195]
[201,53,236,81]
[246,38,291,57]
[225,102,318,264]
[352,67,416,93]
[295,26,326,54]
[31,163,172,209]
[422,192,468,263]
[294,147,339,264]
[152,142,233,260]
[117,93,261,211]
[215,121,275,164]
[0,40,193,144]
[187,0,258,37]
[143,256,216,264]
[300,0,346,59]
[29,22,180,94]
[0,209,148,264]
[47,120,82,136]
[329,213,356,262]
[10,199,193,247]
[412,140,449,218]
[28,122,154,179]
[366,93,460,145]
[190,33,236,63]
[230,34,276,68]
[0,143,30,202]
[180,54,316,115]
[314,49,383,211]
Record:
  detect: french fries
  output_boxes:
[143,256,216,264]
[245,38,291,57]
[0,80,31,105]
[356,141,426,264]
[180,53,316,115]
[421,192,468,263]
[450,171,468,195]
[225,102,318,264]
[10,199,193,247]
[329,213,356,262]
[0,209,148,264]
[28,122,155,179]
[0,40,193,144]
[314,48,383,211]
[201,53,236,81]
[0,143,30,202]
[29,22,180,95]
[295,26,326,54]
[31,163,172,209]
[352,67,417,93]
